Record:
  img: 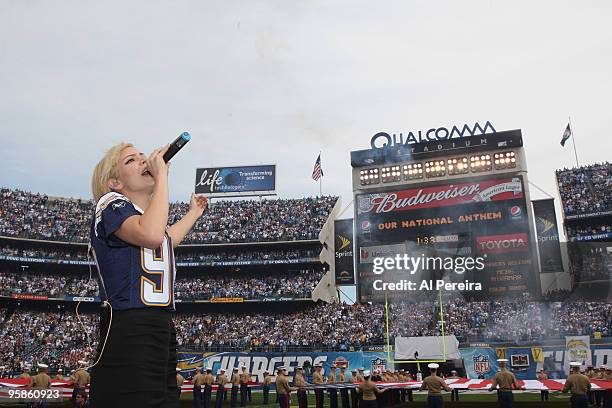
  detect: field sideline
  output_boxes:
[0,390,575,407]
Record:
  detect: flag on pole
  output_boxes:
[312,154,323,181]
[560,123,572,146]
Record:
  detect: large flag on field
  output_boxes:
[312,154,323,181]
[560,123,572,146]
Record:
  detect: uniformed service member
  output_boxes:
[397,369,407,403]
[203,367,215,408]
[536,369,549,402]
[405,370,415,402]
[312,364,325,408]
[350,369,359,408]
[71,362,90,408]
[275,366,296,408]
[562,362,591,408]
[294,366,310,408]
[603,366,612,407]
[177,368,185,400]
[356,370,386,408]
[230,367,240,408]
[338,367,350,408]
[29,363,52,408]
[215,368,228,408]
[328,364,339,408]
[54,369,64,381]
[239,365,250,406]
[193,367,205,408]
[488,359,523,408]
[585,365,595,405]
[389,370,401,405]
[594,365,605,407]
[447,370,461,402]
[20,366,30,379]
[419,363,451,408]
[262,370,272,405]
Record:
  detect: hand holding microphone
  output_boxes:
[146,132,191,181]
[163,132,190,163]
[146,144,171,181]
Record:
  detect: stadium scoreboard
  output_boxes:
[351,130,540,302]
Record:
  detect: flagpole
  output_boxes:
[569,116,579,167]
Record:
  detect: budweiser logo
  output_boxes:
[360,184,481,214]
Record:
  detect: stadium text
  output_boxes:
[372,279,483,291]
[372,254,486,275]
[371,121,496,148]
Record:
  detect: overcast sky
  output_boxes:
[1,0,611,225]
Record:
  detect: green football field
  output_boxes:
[0,390,577,407]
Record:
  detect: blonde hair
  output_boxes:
[91,142,133,201]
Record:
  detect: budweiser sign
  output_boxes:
[358,178,523,214]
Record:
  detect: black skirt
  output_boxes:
[89,307,178,408]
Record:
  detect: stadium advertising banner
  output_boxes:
[461,343,612,380]
[176,352,366,382]
[532,199,563,272]
[575,232,612,242]
[65,296,99,302]
[0,255,93,265]
[178,258,317,267]
[334,219,355,284]
[563,336,591,374]
[195,165,276,197]
[460,348,499,379]
[10,293,48,301]
[355,176,536,302]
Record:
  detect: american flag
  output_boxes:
[312,154,323,181]
[560,123,572,146]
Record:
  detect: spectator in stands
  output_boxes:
[0,187,337,244]
[556,162,612,217]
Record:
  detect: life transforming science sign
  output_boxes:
[195,165,276,197]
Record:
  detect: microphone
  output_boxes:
[163,132,191,163]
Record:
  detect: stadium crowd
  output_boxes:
[177,248,319,263]
[1,300,610,372]
[0,299,609,374]
[0,245,87,260]
[556,162,612,216]
[0,245,320,264]
[0,310,97,375]
[0,272,98,297]
[0,188,337,244]
[174,269,324,300]
[0,269,324,300]
[566,222,612,238]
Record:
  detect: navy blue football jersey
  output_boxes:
[90,192,175,311]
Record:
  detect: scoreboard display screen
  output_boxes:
[355,175,536,302]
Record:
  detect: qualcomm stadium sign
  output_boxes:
[371,121,496,149]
